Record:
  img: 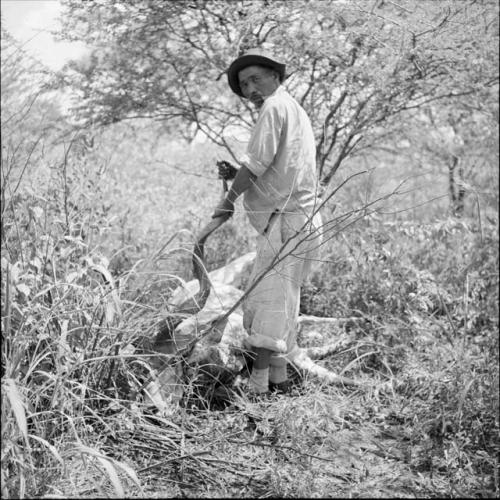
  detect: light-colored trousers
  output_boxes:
[243,210,323,367]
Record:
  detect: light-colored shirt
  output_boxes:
[240,86,319,234]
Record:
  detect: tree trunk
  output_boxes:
[448,154,465,217]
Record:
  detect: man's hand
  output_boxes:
[212,197,234,219]
[211,164,255,219]
[217,160,238,181]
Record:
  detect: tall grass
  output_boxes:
[1,130,139,496]
[0,113,253,497]
[2,126,498,496]
[1,37,498,499]
[300,213,499,496]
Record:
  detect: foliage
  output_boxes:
[300,213,499,496]
[1,30,146,498]
[1,7,499,499]
[302,215,498,326]
[58,0,499,188]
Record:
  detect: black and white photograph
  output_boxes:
[1,0,498,497]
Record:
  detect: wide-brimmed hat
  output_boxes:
[227,48,286,97]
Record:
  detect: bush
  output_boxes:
[300,212,499,495]
[301,215,498,328]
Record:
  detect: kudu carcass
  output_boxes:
[144,179,360,411]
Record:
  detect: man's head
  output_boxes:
[238,65,280,108]
[227,48,286,106]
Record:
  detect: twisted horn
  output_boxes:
[190,179,229,312]
[149,180,231,376]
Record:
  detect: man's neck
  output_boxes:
[254,85,282,109]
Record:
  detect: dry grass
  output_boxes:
[6,320,494,499]
[2,138,498,496]
[1,61,498,496]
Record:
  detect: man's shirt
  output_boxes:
[240,86,319,234]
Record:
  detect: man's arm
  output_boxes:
[212,165,257,218]
[212,102,282,218]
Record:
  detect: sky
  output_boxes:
[0,0,87,70]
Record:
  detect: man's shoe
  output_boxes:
[269,379,293,394]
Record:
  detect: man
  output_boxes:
[212,47,322,396]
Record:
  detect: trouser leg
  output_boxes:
[248,347,271,393]
[243,211,323,388]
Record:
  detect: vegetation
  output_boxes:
[1,1,499,498]
[59,0,498,190]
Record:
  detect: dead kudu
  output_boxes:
[144,181,361,410]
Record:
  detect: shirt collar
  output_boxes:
[262,84,285,102]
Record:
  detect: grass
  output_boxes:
[2,244,498,498]
[1,94,498,498]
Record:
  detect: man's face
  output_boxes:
[238,65,280,108]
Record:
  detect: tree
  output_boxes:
[58,0,499,195]
[1,26,65,258]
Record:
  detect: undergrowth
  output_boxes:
[301,214,499,497]
[2,133,498,496]
[1,52,498,499]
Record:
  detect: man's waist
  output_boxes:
[243,196,319,234]
[244,189,317,209]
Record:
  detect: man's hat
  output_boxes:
[227,48,286,97]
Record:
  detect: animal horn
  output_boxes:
[190,179,231,312]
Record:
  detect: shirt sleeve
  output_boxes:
[240,102,283,177]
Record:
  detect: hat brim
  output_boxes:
[227,54,286,97]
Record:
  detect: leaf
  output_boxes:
[66,271,80,284]
[16,283,31,298]
[29,206,44,220]
[58,320,70,362]
[63,235,87,247]
[67,443,137,497]
[60,246,76,260]
[90,262,122,324]
[91,263,115,287]
[9,262,21,284]
[105,299,116,324]
[3,378,28,441]
[113,460,141,490]
[1,256,9,271]
[29,256,42,272]
[95,456,124,497]
[28,434,64,465]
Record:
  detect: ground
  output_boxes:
[48,316,498,498]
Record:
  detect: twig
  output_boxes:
[227,438,350,466]
[3,265,12,340]
[142,169,406,391]
[436,289,458,339]
[61,136,77,235]
[196,457,258,477]
[198,169,371,333]
[137,450,212,473]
